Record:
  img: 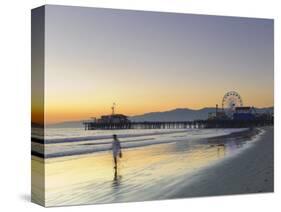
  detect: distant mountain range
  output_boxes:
[47,106,273,128]
[130,107,273,122]
[130,108,216,122]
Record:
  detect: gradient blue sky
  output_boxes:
[43,5,274,123]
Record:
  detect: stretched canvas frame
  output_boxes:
[31,5,274,207]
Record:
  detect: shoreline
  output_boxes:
[32,126,273,206]
[32,128,250,159]
[167,126,273,198]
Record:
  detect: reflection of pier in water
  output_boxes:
[83,119,273,130]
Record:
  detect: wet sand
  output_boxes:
[31,127,273,207]
[167,126,273,198]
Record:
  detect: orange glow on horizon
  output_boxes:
[38,8,273,125]
[43,96,273,124]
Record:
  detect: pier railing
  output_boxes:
[83,119,273,130]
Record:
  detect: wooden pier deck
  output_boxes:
[83,119,273,130]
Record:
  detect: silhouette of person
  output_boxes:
[112,134,122,169]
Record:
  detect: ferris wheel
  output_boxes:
[222,91,243,116]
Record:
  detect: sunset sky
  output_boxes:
[39,5,273,124]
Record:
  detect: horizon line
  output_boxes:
[32,105,274,126]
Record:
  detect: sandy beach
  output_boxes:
[32,127,273,207]
[166,126,274,198]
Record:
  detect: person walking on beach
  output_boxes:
[112,134,122,169]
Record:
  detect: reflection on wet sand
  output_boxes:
[112,168,122,188]
[31,129,259,206]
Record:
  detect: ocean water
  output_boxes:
[32,127,251,158]
[31,127,262,206]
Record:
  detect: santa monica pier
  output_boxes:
[83,91,273,130]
